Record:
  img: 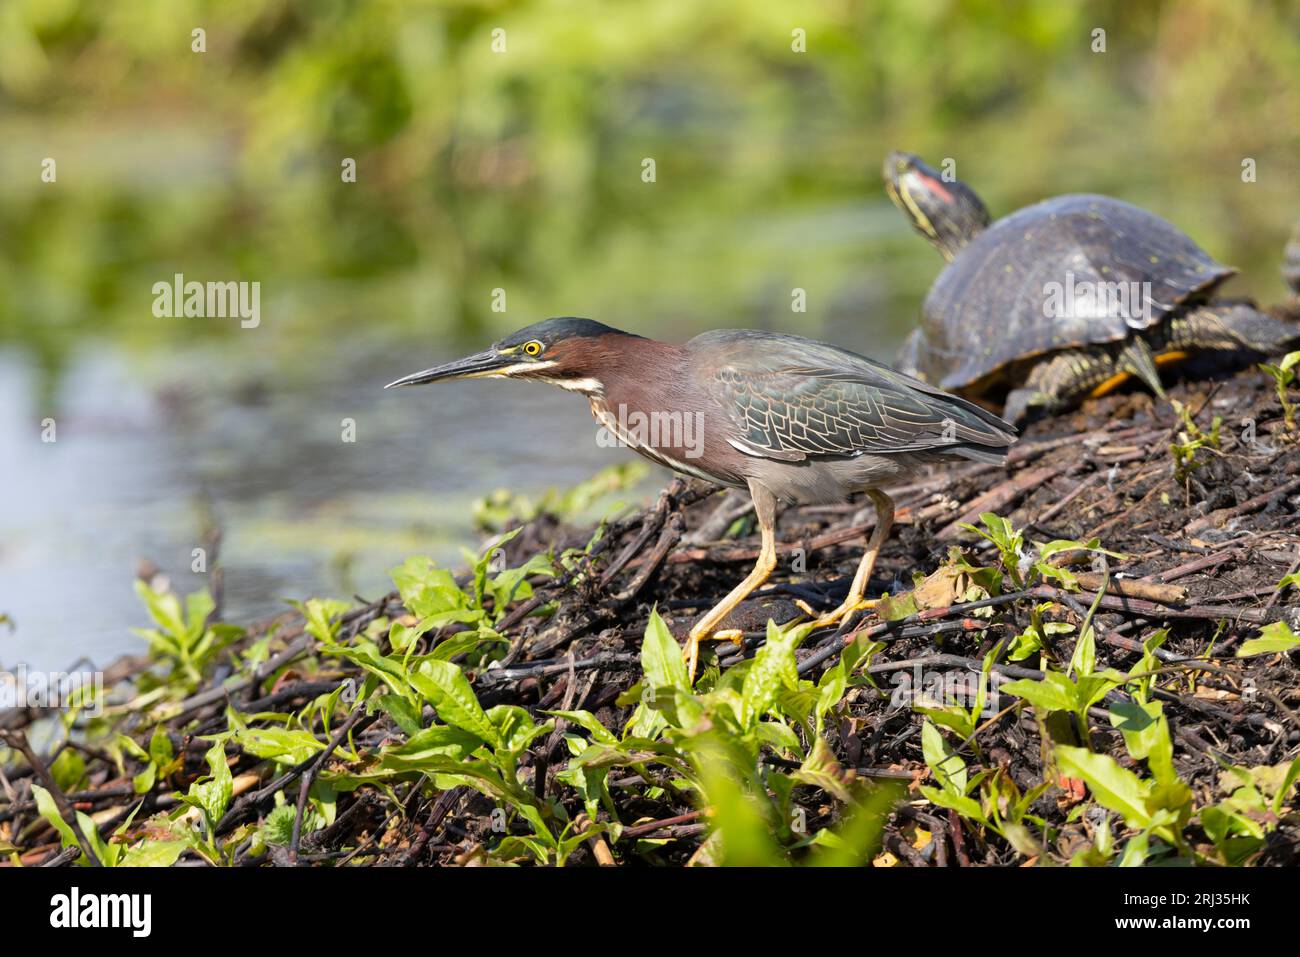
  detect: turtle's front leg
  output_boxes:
[1003,349,1118,424]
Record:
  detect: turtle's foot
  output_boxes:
[1003,387,1054,426]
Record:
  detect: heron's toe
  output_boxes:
[713,628,744,645]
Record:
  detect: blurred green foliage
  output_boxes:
[2,0,1299,394]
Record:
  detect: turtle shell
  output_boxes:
[909,194,1236,394]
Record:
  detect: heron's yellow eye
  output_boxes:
[523,340,543,357]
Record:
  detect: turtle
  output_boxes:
[883,151,1300,423]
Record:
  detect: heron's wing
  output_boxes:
[712,362,1014,463]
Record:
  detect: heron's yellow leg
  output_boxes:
[683,484,777,682]
[810,489,895,630]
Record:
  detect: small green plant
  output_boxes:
[1260,351,1300,430]
[918,716,1052,859]
[327,610,900,866]
[1000,589,1124,747]
[472,462,647,531]
[1201,758,1300,865]
[1168,398,1222,482]
[113,725,183,794]
[960,512,1122,590]
[132,582,241,694]
[32,784,188,867]
[338,533,556,665]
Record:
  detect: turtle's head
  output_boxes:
[883,151,991,262]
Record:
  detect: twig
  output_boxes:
[40,845,82,867]
[0,730,102,867]
[288,707,374,865]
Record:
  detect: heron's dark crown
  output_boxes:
[494,317,641,351]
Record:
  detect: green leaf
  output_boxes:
[815,665,847,722]
[133,579,187,640]
[1276,755,1300,816]
[377,694,423,737]
[487,705,552,755]
[1069,623,1096,677]
[50,748,86,793]
[1237,620,1300,657]
[1000,673,1078,713]
[148,725,175,768]
[299,598,352,643]
[543,709,619,745]
[640,608,689,693]
[391,557,483,627]
[184,589,216,641]
[1055,745,1151,830]
[1074,671,1122,712]
[875,590,919,621]
[1108,700,1161,760]
[484,553,555,621]
[133,762,158,796]
[187,738,234,826]
[1007,624,1046,663]
[376,726,482,770]
[32,785,82,861]
[323,639,418,704]
[641,685,706,730]
[921,720,968,795]
[409,660,500,747]
[919,785,985,821]
[792,736,855,803]
[429,629,496,661]
[698,751,784,867]
[118,840,187,867]
[232,726,326,766]
[76,808,117,866]
[753,720,803,757]
[1108,699,1179,786]
[741,620,800,727]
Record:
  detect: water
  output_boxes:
[0,338,663,670]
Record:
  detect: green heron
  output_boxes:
[387,318,1016,677]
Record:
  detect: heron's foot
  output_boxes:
[682,625,750,682]
[682,624,711,684]
[793,598,818,617]
[808,596,880,631]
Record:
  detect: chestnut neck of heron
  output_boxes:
[580,333,732,484]
[580,334,687,404]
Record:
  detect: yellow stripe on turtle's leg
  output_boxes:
[1087,372,1132,398]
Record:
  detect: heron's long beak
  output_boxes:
[384,350,512,389]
